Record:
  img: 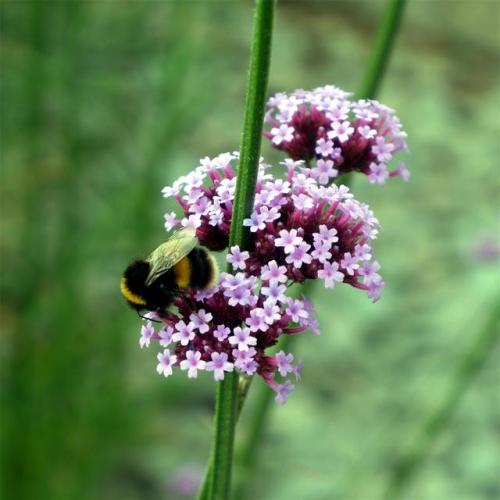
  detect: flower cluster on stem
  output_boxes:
[140,151,383,403]
[263,85,409,184]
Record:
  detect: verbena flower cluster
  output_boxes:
[263,85,409,185]
[140,150,384,404]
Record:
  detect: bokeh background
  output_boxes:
[1,1,499,499]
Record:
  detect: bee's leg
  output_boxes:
[137,311,162,323]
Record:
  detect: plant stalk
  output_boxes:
[198,2,276,499]
[356,0,407,100]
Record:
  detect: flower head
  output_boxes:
[264,86,408,184]
[138,151,386,403]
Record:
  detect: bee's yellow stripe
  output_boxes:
[174,257,191,288]
[207,253,219,288]
[120,277,147,306]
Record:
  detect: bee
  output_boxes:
[120,227,218,318]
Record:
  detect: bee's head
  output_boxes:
[121,260,151,310]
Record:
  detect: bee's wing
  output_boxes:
[145,227,198,286]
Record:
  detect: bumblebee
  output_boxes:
[120,227,218,316]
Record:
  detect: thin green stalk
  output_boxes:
[198,376,255,500]
[233,1,407,497]
[199,2,276,500]
[228,0,276,252]
[209,372,240,500]
[231,374,275,499]
[356,0,407,100]
[383,301,500,500]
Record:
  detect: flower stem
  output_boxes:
[198,2,276,500]
[232,0,407,497]
[229,0,276,252]
[197,376,255,500]
[356,0,407,100]
[209,372,239,500]
[382,300,500,500]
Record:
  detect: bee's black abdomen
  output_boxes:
[122,259,178,312]
[187,247,214,289]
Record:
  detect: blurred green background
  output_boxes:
[1,1,499,499]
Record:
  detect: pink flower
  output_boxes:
[274,351,294,376]
[157,349,177,377]
[275,229,303,254]
[286,298,309,323]
[227,245,250,270]
[318,261,344,288]
[206,352,233,381]
[340,252,359,276]
[213,324,230,341]
[313,158,338,184]
[285,242,312,269]
[243,212,267,232]
[140,321,155,349]
[229,326,257,351]
[315,138,334,157]
[274,381,295,405]
[261,282,287,303]
[172,320,196,346]
[271,124,294,145]
[180,351,206,378]
[261,260,288,284]
[158,326,174,347]
[190,309,213,334]
[368,162,389,185]
[372,137,395,163]
[246,309,269,333]
[328,120,354,143]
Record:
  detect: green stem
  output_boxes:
[231,376,275,499]
[198,2,276,500]
[232,0,407,497]
[209,372,240,500]
[228,0,276,252]
[383,301,500,500]
[356,0,407,100]
[197,376,256,500]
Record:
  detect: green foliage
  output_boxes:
[1,2,498,500]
